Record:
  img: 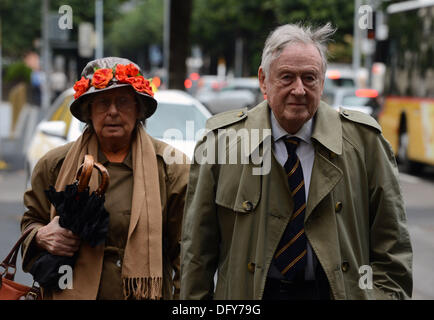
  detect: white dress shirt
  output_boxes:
[267,109,318,281]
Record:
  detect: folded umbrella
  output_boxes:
[29,155,110,290]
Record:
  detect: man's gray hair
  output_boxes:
[260,22,336,77]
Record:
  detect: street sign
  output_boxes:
[78,23,95,58]
[49,13,70,42]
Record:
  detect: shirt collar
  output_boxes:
[97,147,133,169]
[270,108,313,145]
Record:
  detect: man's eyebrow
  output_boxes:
[276,67,320,74]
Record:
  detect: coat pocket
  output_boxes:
[215,163,261,214]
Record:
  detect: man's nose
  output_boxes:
[291,77,306,96]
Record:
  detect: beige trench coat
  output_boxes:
[180,100,412,300]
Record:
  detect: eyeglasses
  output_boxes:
[91,95,137,114]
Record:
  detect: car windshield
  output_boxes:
[341,95,370,106]
[325,77,355,88]
[146,102,208,140]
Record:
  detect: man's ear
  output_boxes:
[258,67,267,97]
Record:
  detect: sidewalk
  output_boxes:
[0,169,33,287]
[0,169,27,203]
[0,100,40,172]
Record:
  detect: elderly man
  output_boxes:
[180,23,412,300]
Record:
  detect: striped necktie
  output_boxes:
[273,136,307,281]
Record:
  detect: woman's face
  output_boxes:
[89,87,140,146]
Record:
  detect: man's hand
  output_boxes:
[35,216,81,256]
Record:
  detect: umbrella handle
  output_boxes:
[76,154,95,193]
[75,155,110,195]
[93,162,109,196]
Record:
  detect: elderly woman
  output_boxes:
[20,57,189,300]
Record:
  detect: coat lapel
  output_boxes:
[305,102,345,299]
[311,101,343,156]
[245,101,344,221]
[306,102,343,221]
[242,101,346,224]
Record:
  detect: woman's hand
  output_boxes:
[35,216,81,257]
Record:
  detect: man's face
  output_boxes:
[259,42,325,134]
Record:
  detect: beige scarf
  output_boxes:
[49,126,163,300]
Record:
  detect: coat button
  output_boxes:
[335,202,343,213]
[247,262,255,273]
[116,260,122,268]
[242,201,253,212]
[341,261,350,272]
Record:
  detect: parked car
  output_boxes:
[25,88,79,178]
[25,88,212,184]
[195,76,257,114]
[322,87,381,118]
[146,89,212,158]
[325,68,356,89]
[196,75,226,91]
[224,77,263,106]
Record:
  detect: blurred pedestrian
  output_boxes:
[50,69,67,102]
[30,69,42,106]
[180,23,412,300]
[21,57,189,300]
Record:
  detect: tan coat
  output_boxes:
[180,101,413,300]
[21,136,189,299]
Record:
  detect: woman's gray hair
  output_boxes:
[260,22,336,78]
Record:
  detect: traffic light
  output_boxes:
[367,11,376,40]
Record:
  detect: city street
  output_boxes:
[0,163,433,299]
[0,0,433,307]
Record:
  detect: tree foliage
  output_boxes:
[0,0,41,58]
[190,0,277,76]
[106,0,163,58]
[0,0,125,59]
[191,0,356,75]
[1,0,369,81]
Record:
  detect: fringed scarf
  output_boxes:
[49,126,163,300]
